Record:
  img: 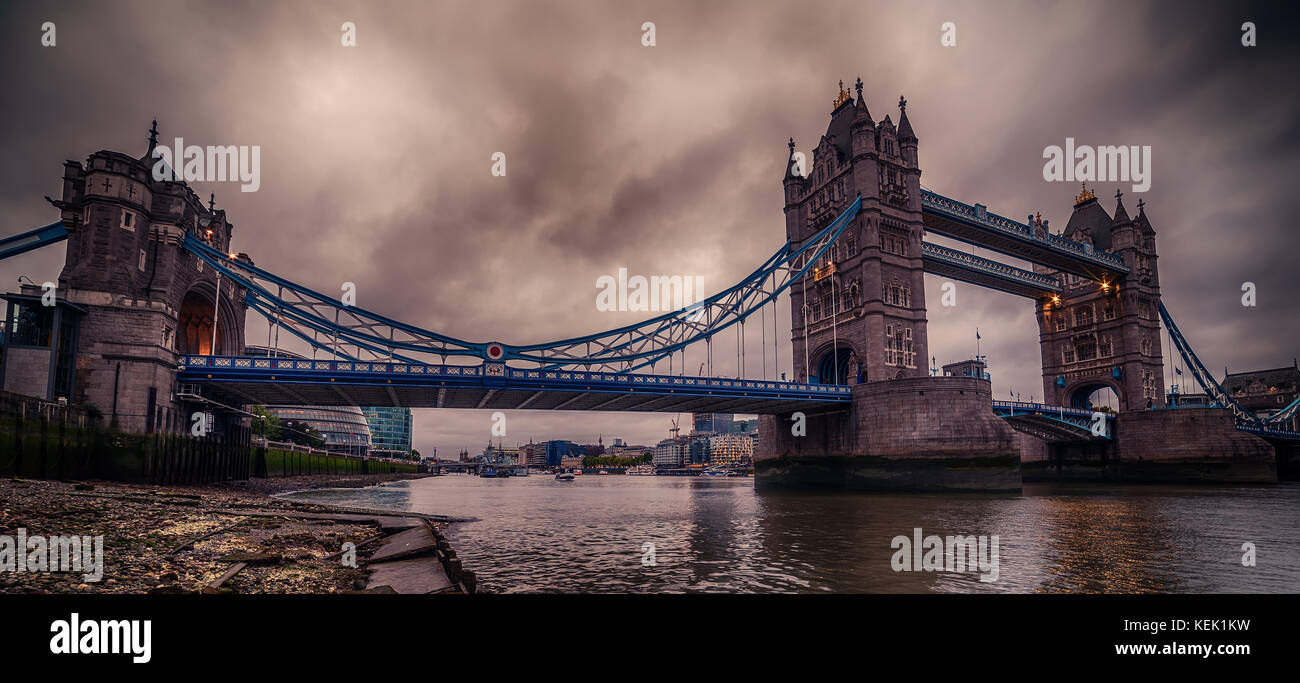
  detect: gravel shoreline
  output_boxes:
[0,474,450,594]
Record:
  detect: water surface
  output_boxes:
[284,475,1300,593]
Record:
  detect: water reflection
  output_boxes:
[282,477,1300,594]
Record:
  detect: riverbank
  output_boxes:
[209,471,439,496]
[0,474,468,594]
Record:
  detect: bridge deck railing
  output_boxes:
[182,355,855,399]
[921,242,1063,292]
[920,190,1128,271]
[991,400,1111,420]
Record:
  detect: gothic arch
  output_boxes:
[175,282,241,356]
[810,341,861,385]
[1066,379,1125,412]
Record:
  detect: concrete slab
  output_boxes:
[365,557,454,594]
[369,524,438,563]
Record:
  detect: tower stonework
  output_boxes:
[785,81,928,386]
[45,123,249,433]
[758,82,1022,492]
[1034,186,1165,412]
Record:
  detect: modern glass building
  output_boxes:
[363,406,414,458]
[693,413,734,434]
[264,405,373,457]
[241,345,373,456]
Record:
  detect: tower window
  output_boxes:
[1076,337,1097,361]
[138,249,147,271]
[885,326,915,368]
[120,210,135,232]
[1074,306,1093,327]
[883,282,910,307]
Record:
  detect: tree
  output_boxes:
[281,419,325,449]
[250,405,283,440]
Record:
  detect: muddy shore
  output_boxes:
[0,473,459,594]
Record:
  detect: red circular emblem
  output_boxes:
[486,344,505,360]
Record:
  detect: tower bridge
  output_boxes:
[1,83,1295,489]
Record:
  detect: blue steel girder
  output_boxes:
[992,400,1113,441]
[0,221,68,261]
[1159,302,1300,427]
[920,241,1063,299]
[920,190,1128,281]
[178,355,853,414]
[1235,424,1300,442]
[181,195,863,372]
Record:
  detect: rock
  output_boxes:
[352,578,369,590]
[74,483,95,491]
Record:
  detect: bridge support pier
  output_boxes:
[1021,408,1276,483]
[756,376,1021,491]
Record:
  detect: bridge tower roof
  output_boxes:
[1062,183,1114,251]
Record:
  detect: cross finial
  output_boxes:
[854,77,863,96]
[898,95,907,112]
[148,119,158,145]
[788,137,795,152]
[1115,188,1123,201]
[208,193,216,212]
[1137,197,1146,211]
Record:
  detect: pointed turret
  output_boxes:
[783,137,800,181]
[852,77,872,126]
[139,119,159,164]
[1135,197,1156,235]
[897,95,916,142]
[1111,188,1131,225]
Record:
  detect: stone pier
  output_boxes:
[756,376,1021,491]
[1021,407,1276,483]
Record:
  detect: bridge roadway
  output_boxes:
[921,190,1129,281]
[178,355,853,414]
[920,241,1063,298]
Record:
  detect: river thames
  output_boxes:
[284,475,1300,593]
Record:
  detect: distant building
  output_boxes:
[653,437,689,468]
[693,413,733,435]
[1221,365,1300,431]
[543,440,583,467]
[521,441,548,468]
[241,346,373,456]
[942,358,989,381]
[709,433,754,466]
[688,434,712,465]
[264,405,373,457]
[362,406,413,458]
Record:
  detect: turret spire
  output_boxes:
[897,95,916,141]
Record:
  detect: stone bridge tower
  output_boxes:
[45,122,249,433]
[1035,185,1164,411]
[784,80,928,386]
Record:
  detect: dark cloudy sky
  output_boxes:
[3,1,1299,456]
